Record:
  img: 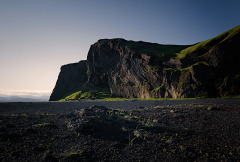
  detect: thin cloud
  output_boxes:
[0,90,51,97]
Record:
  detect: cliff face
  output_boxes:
[49,61,88,101]
[175,25,240,97]
[50,25,240,101]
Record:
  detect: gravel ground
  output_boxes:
[0,99,240,161]
[0,98,239,113]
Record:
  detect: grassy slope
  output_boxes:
[177,25,240,59]
[59,90,113,101]
[122,40,190,58]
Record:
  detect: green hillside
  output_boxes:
[177,25,240,59]
[122,40,190,58]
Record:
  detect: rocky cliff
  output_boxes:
[49,61,87,101]
[50,25,240,101]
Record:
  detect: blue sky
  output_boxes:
[0,0,239,97]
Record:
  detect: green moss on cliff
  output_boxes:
[216,74,240,96]
[163,67,177,72]
[132,85,146,88]
[59,89,115,101]
[151,83,164,93]
[122,40,190,58]
[179,61,209,71]
[177,25,240,59]
[217,76,230,90]
[59,91,82,101]
[163,61,209,72]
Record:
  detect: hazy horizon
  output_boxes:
[1,0,240,98]
[0,90,50,97]
[0,90,50,101]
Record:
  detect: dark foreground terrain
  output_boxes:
[0,99,240,161]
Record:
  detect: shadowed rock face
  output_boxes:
[50,26,240,101]
[49,61,88,101]
[86,39,163,98]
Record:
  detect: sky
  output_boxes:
[0,0,240,98]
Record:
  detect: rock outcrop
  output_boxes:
[49,61,88,101]
[50,25,240,101]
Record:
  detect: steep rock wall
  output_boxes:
[50,25,240,101]
[49,61,87,101]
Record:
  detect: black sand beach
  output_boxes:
[0,99,240,161]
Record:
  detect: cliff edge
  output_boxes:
[50,25,240,101]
